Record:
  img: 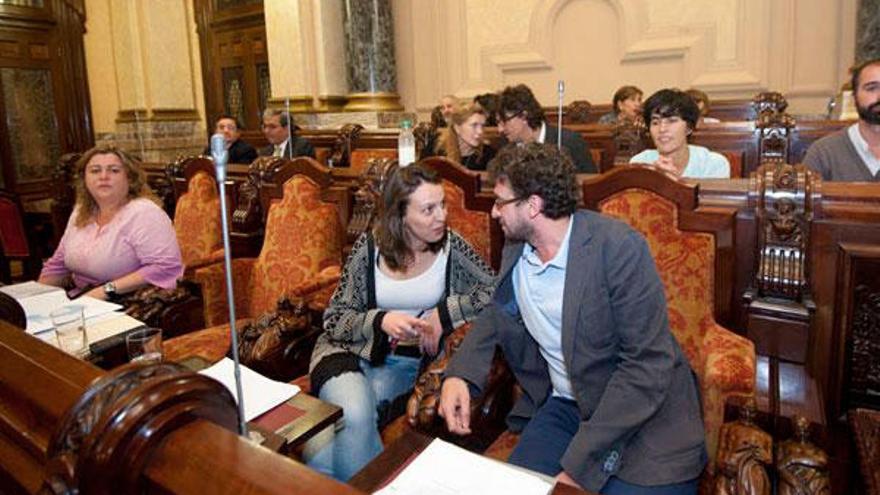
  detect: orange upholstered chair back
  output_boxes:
[350,149,397,173]
[173,171,222,267]
[442,180,491,263]
[598,190,714,372]
[248,175,343,316]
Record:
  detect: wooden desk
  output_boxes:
[178,356,342,455]
[349,429,592,494]
[850,408,880,495]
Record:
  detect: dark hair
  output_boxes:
[214,113,243,130]
[612,85,643,113]
[488,143,579,219]
[74,145,160,227]
[498,84,545,129]
[851,58,880,92]
[642,89,700,131]
[430,106,447,128]
[374,164,446,270]
[473,93,500,126]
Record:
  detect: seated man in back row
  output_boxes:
[496,84,597,174]
[439,143,706,494]
[804,57,880,181]
[203,114,258,164]
[260,108,315,159]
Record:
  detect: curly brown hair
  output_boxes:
[488,143,579,219]
[373,163,446,270]
[73,145,159,227]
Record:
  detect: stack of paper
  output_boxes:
[198,358,301,421]
[1,281,123,334]
[376,438,553,495]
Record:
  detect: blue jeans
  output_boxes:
[508,396,698,495]
[303,354,421,481]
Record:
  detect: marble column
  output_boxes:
[341,0,403,112]
[857,0,880,63]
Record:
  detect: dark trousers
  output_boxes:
[507,396,699,495]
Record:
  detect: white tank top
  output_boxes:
[374,244,448,317]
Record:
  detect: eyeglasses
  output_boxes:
[493,196,524,209]
[498,111,524,124]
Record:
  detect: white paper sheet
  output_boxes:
[17,291,122,334]
[84,313,145,343]
[375,438,553,495]
[0,281,62,299]
[198,357,300,421]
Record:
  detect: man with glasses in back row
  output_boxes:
[439,143,706,494]
[495,84,597,174]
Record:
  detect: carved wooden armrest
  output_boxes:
[118,280,205,338]
[406,324,515,447]
[233,296,313,381]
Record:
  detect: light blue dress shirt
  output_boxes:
[630,144,730,178]
[512,217,575,399]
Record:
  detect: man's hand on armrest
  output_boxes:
[438,377,472,435]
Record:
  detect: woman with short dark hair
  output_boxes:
[630,89,730,178]
[305,163,495,481]
[598,85,643,124]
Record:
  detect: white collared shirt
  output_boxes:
[512,217,574,399]
[847,123,880,176]
[273,138,290,158]
[537,121,547,144]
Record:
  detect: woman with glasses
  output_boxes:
[629,89,730,179]
[38,145,183,300]
[427,102,497,171]
[305,163,495,481]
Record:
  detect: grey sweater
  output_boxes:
[803,128,880,181]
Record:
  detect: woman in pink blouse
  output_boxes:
[38,146,183,300]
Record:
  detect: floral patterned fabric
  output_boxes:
[174,171,223,269]
[443,180,491,263]
[599,189,756,468]
[350,149,396,172]
[194,175,343,327]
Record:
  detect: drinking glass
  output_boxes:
[51,305,88,357]
[126,327,163,364]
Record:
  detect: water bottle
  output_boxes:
[398,119,416,167]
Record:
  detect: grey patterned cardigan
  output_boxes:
[309,230,495,395]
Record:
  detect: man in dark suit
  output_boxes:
[260,108,315,159]
[438,143,706,494]
[203,114,258,164]
[495,84,596,173]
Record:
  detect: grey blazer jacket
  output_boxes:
[445,210,706,491]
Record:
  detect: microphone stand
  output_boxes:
[285,97,292,160]
[557,80,564,151]
[212,137,248,437]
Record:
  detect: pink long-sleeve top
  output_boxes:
[40,198,184,293]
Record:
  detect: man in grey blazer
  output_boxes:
[439,143,706,494]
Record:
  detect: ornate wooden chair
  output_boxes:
[0,189,41,284]
[580,165,756,471]
[163,158,346,378]
[166,157,225,275]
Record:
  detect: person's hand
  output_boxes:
[380,311,423,341]
[438,377,472,435]
[81,287,106,301]
[555,471,582,489]
[418,309,443,356]
[653,155,678,175]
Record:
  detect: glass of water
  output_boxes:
[51,305,88,357]
[126,327,163,364]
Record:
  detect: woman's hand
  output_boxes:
[418,309,443,356]
[81,287,106,301]
[653,155,679,176]
[380,311,424,341]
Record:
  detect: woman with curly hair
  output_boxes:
[38,145,183,299]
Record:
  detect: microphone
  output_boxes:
[210,133,229,181]
[557,80,565,151]
[211,131,247,437]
